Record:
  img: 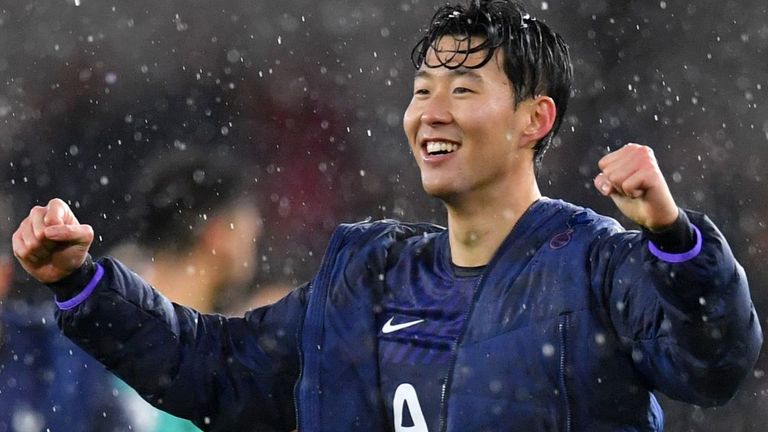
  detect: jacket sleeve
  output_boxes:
[55,257,306,432]
[590,210,763,406]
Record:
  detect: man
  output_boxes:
[11,1,762,431]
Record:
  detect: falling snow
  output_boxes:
[0,1,767,431]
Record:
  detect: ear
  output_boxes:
[520,96,557,146]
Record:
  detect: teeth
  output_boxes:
[426,141,459,155]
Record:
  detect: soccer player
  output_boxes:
[11,1,762,431]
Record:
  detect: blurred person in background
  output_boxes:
[114,152,264,312]
[8,1,764,431]
[108,152,268,432]
[1,191,131,432]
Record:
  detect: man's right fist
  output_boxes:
[11,198,94,284]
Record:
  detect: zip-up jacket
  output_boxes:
[53,199,762,431]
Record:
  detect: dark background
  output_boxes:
[1,1,766,429]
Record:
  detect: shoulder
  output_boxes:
[321,219,445,273]
[545,198,624,234]
[333,218,445,249]
[536,199,636,258]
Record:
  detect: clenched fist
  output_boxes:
[12,198,94,284]
[593,143,679,232]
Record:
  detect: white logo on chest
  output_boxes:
[382,317,425,334]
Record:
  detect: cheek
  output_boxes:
[475,105,516,141]
[402,104,418,139]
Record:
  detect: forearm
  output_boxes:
[54,257,191,397]
[52,256,303,430]
[601,211,762,404]
[647,212,759,353]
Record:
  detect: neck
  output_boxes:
[445,176,541,267]
[146,249,220,313]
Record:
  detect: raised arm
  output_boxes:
[591,144,763,405]
[12,198,305,431]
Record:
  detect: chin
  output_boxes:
[421,182,460,202]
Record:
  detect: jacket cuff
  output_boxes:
[47,255,102,309]
[644,210,702,263]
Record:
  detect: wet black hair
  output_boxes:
[411,0,573,172]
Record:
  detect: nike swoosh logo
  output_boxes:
[382,317,425,334]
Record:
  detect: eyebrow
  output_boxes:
[414,68,484,82]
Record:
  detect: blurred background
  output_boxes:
[0,0,766,430]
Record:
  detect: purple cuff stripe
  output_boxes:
[648,224,702,263]
[56,263,105,310]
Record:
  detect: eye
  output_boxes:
[453,87,473,94]
[414,88,430,96]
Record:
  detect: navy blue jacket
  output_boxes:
[54,199,762,431]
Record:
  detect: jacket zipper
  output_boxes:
[558,313,572,432]
[437,274,486,432]
[294,230,345,432]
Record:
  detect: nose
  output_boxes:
[420,94,452,126]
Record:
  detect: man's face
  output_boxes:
[403,36,535,202]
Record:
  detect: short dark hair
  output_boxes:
[135,152,255,253]
[411,0,573,172]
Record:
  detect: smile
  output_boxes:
[425,141,459,156]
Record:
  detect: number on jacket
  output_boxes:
[393,383,428,432]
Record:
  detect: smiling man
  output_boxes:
[10,1,763,431]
